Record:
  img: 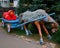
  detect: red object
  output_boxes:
[8,10,14,16]
[3,10,17,20]
[8,10,14,13]
[11,15,17,20]
[5,15,11,20]
[3,12,9,18]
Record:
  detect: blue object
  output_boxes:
[2,18,20,28]
[1,12,55,29]
[1,13,55,32]
[2,16,46,28]
[2,18,20,23]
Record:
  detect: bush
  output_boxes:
[0,12,2,18]
[17,0,60,14]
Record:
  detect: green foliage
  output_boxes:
[0,12,2,18]
[17,0,46,15]
[7,28,26,36]
[17,0,60,15]
[28,24,38,34]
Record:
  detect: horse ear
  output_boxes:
[19,13,23,22]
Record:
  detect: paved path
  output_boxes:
[0,26,42,48]
[0,23,56,48]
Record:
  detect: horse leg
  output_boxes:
[23,20,30,36]
[34,21,44,44]
[24,24,29,36]
[40,21,51,40]
[24,23,32,35]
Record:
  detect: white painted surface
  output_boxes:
[13,0,18,7]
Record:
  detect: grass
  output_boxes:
[0,19,2,22]
[8,28,40,41]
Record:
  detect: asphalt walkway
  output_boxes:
[0,26,42,48]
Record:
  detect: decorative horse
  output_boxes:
[19,9,59,44]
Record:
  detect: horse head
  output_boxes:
[47,16,59,33]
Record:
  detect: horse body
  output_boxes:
[19,9,59,44]
[21,9,47,21]
[21,9,57,23]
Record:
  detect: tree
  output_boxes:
[18,0,60,14]
[17,0,45,15]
